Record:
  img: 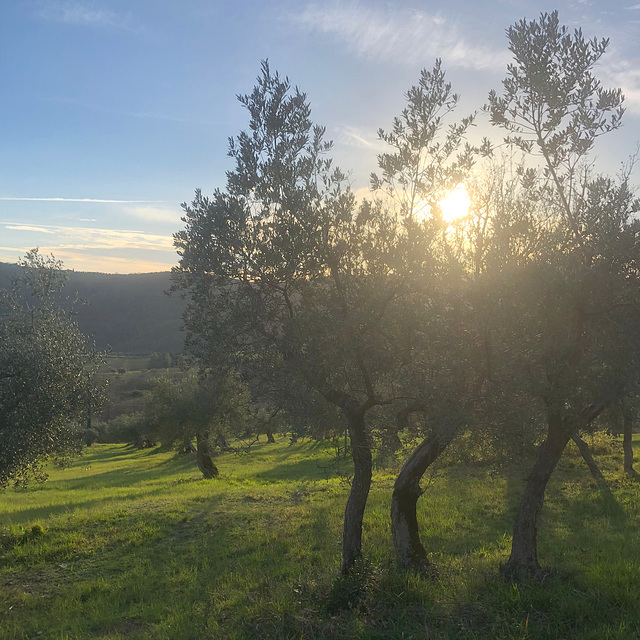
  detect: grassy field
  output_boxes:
[1,438,639,639]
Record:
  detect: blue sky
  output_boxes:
[2,0,639,273]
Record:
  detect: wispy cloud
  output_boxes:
[0,246,175,273]
[124,206,182,224]
[32,1,137,32]
[5,225,55,234]
[43,95,219,128]
[3,222,174,252]
[337,125,387,152]
[57,254,176,273]
[602,57,640,115]
[289,4,508,71]
[0,196,166,203]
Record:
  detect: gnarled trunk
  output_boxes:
[391,422,456,573]
[196,432,219,479]
[342,410,372,574]
[503,414,569,579]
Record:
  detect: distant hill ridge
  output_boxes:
[0,262,187,355]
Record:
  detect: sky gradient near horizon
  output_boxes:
[2,0,640,273]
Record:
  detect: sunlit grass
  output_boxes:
[1,438,639,639]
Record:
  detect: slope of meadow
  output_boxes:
[1,440,639,639]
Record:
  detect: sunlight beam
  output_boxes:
[440,185,471,224]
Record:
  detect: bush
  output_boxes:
[582,430,620,455]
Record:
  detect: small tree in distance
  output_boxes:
[145,370,251,478]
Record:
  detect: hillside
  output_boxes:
[0,262,187,355]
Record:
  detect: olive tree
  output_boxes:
[487,11,640,578]
[0,250,103,487]
[145,370,250,478]
[174,62,419,573]
[368,61,481,572]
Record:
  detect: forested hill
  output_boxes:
[0,262,187,355]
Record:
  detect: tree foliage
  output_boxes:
[146,370,251,453]
[0,250,104,487]
[174,61,414,572]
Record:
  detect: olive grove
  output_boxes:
[173,12,640,579]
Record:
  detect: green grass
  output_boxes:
[101,355,155,372]
[1,438,640,639]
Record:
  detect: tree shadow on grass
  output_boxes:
[415,466,522,559]
[254,457,346,483]
[1,454,205,526]
[79,443,158,464]
[550,461,629,533]
[1,488,341,639]
[0,483,184,526]
[42,451,198,493]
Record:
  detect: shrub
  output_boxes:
[582,430,620,455]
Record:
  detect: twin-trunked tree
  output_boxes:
[173,60,477,574]
[173,13,640,577]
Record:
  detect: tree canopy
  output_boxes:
[0,250,104,487]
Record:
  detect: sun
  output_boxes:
[440,185,471,224]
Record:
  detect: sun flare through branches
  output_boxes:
[440,184,471,224]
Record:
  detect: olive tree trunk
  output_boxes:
[391,422,457,573]
[571,434,605,481]
[196,432,219,479]
[502,414,569,580]
[322,388,375,575]
[341,410,372,574]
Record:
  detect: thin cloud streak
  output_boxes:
[32,1,138,32]
[43,95,221,128]
[0,197,167,203]
[3,222,174,252]
[338,125,388,152]
[5,225,55,234]
[0,248,175,274]
[290,4,509,71]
